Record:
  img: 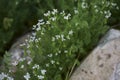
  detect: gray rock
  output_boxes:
[110,62,120,80]
[7,32,32,66]
[71,29,120,80]
[99,29,120,45]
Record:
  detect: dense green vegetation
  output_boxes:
[0,0,120,80]
[0,0,76,56]
[0,0,119,56]
[109,0,120,27]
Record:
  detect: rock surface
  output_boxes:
[71,29,120,80]
[8,32,32,66]
[99,29,120,45]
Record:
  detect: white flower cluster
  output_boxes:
[110,2,119,10]
[37,75,44,80]
[47,49,66,70]
[0,72,14,80]
[37,69,46,80]
[44,9,58,17]
[103,1,119,10]
[64,13,71,20]
[32,64,40,69]
[31,63,47,79]
[74,8,79,14]
[104,10,111,19]
[92,1,118,19]
[52,30,73,42]
[15,10,73,80]
[44,11,51,17]
[81,0,88,9]
[24,72,30,80]
[37,69,47,80]
[32,19,45,32]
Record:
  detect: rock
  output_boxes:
[7,32,32,66]
[99,29,120,45]
[71,29,120,80]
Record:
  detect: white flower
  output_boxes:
[53,9,58,13]
[32,32,36,36]
[0,73,14,80]
[68,13,71,17]
[38,38,41,41]
[30,36,35,41]
[111,3,117,6]
[66,35,70,40]
[32,25,37,30]
[32,64,40,69]
[55,35,60,39]
[36,26,41,31]
[116,6,119,10]
[36,45,39,48]
[7,77,14,80]
[39,22,45,25]
[48,54,53,57]
[106,1,110,7]
[51,60,55,64]
[61,34,65,41]
[75,23,79,26]
[59,67,63,70]
[38,19,44,23]
[64,13,71,20]
[104,11,107,14]
[12,61,18,66]
[55,53,58,56]
[60,11,65,15]
[41,69,46,75]
[52,37,55,41]
[46,63,49,67]
[35,39,39,43]
[15,1,18,5]
[25,39,28,42]
[9,70,12,73]
[52,11,55,15]
[20,43,26,46]
[74,9,79,14]
[61,34,64,38]
[38,75,44,80]
[95,9,99,13]
[44,13,49,17]
[64,16,69,20]
[50,17,56,21]
[46,21,50,24]
[94,5,97,8]
[41,32,44,35]
[27,60,32,65]
[44,11,50,17]
[58,50,61,53]
[81,2,88,9]
[27,44,30,48]
[105,10,111,19]
[52,9,58,15]
[64,50,68,53]
[24,72,30,80]
[102,1,104,4]
[69,30,73,35]
[0,72,6,80]
[19,58,25,62]
[21,65,24,69]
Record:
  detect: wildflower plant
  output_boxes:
[0,0,119,80]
